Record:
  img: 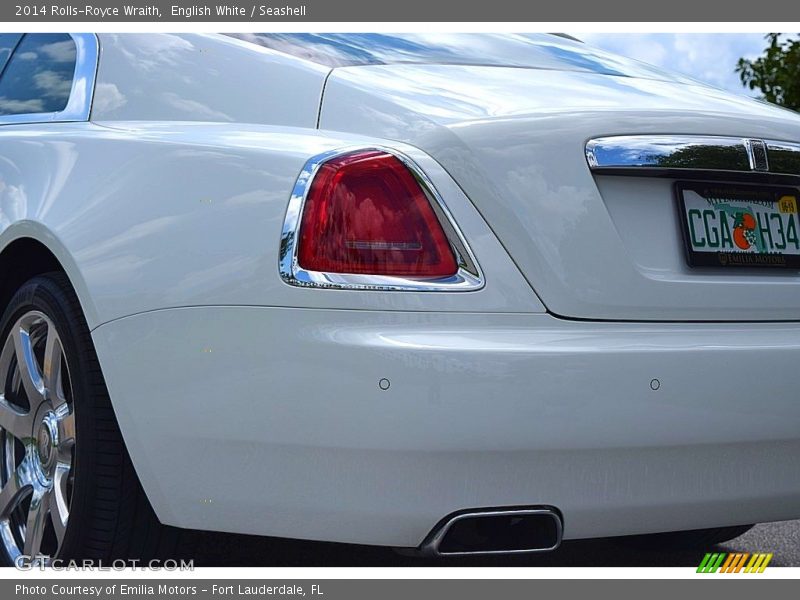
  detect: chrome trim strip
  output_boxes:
[586,135,800,176]
[279,147,484,292]
[0,33,98,126]
[420,508,563,557]
[766,140,800,176]
[744,138,769,172]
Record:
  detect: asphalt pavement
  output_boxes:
[193,519,800,567]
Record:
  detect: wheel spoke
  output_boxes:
[11,326,45,411]
[43,329,64,404]
[0,399,34,441]
[48,477,67,548]
[22,490,47,557]
[0,463,31,518]
[0,334,34,440]
[54,402,75,455]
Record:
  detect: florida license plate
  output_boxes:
[677,182,800,268]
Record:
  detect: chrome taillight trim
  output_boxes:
[0,33,99,126]
[586,135,800,177]
[278,147,484,292]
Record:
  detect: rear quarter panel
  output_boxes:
[0,122,544,330]
[91,33,329,127]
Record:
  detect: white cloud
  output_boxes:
[159,92,233,122]
[92,82,127,114]
[0,97,43,113]
[39,40,76,63]
[576,33,769,97]
[33,69,72,99]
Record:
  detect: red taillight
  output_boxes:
[296,150,458,278]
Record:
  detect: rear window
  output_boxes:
[0,33,76,116]
[0,34,22,75]
[229,33,681,80]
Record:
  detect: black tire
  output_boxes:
[0,272,194,565]
[616,524,755,551]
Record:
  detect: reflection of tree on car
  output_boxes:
[655,145,750,170]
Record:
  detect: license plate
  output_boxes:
[677,182,800,268]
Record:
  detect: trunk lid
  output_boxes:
[319,63,800,321]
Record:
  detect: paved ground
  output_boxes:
[194,519,800,567]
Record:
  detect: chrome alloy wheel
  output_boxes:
[0,311,75,564]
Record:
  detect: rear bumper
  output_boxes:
[92,308,800,547]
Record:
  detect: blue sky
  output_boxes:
[576,33,769,97]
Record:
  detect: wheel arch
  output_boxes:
[0,223,99,329]
[0,226,179,528]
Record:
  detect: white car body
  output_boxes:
[2,32,800,550]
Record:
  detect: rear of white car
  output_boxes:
[2,33,799,562]
[98,35,800,551]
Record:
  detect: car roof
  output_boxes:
[226,33,678,80]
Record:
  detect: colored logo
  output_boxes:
[732,212,757,250]
[778,195,798,215]
[711,203,762,251]
[697,552,773,573]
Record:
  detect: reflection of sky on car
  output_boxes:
[578,33,768,96]
[324,62,777,130]
[230,33,694,83]
[0,34,21,72]
[0,33,76,115]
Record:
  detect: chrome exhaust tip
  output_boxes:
[420,507,563,557]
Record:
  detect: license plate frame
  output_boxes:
[676,181,800,269]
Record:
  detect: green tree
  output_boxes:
[736,33,800,111]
